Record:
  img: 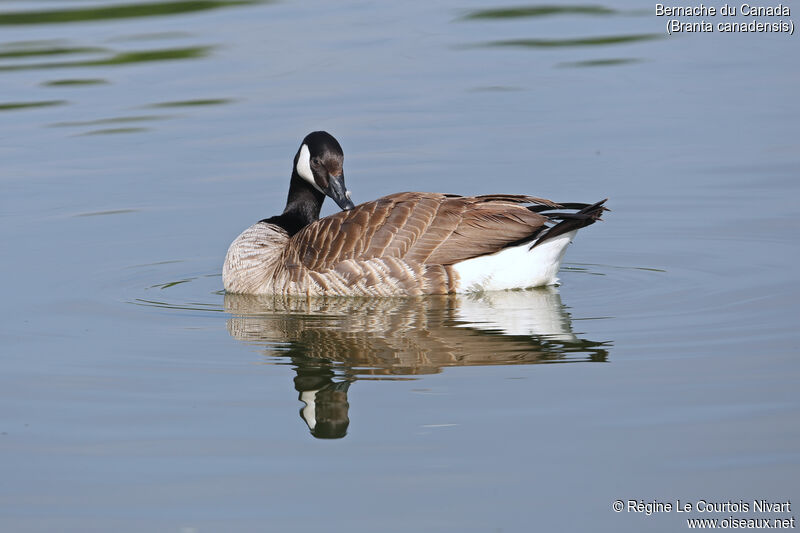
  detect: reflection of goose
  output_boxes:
[455,290,578,341]
[225,289,608,438]
[223,131,607,296]
[225,289,607,376]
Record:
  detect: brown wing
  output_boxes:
[289,192,560,272]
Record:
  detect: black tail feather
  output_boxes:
[530,198,608,248]
[527,201,598,213]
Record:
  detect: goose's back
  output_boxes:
[291,192,555,268]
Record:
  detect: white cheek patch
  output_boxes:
[296,144,324,193]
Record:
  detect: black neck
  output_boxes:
[261,171,325,236]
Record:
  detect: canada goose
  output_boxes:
[223,131,607,296]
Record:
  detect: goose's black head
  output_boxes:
[293,131,354,211]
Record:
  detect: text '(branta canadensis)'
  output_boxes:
[223,131,607,296]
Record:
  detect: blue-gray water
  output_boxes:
[1,1,798,532]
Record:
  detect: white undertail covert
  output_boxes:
[452,230,577,292]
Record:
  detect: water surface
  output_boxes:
[1,1,798,532]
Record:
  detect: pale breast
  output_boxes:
[223,222,290,294]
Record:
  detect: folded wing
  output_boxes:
[289,192,561,272]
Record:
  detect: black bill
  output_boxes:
[325,174,355,210]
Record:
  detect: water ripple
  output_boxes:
[459,5,618,20]
[0,1,262,26]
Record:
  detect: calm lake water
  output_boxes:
[1,1,798,531]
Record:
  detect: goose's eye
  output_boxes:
[311,158,322,167]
